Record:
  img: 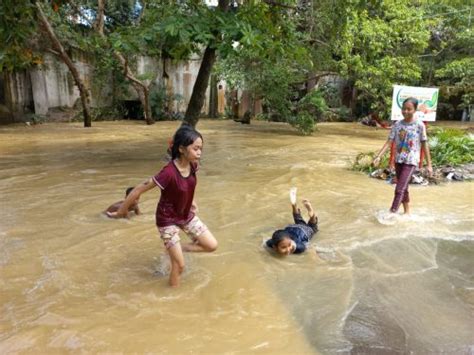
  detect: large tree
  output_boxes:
[142,0,311,127]
[93,0,155,124]
[325,0,430,117]
[215,1,312,130]
[0,1,93,127]
[36,2,93,127]
[421,1,473,119]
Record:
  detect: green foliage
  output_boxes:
[435,57,473,109]
[2,0,471,128]
[353,127,474,173]
[306,0,431,118]
[421,2,473,114]
[428,128,474,166]
[342,2,429,115]
[318,83,341,108]
[150,85,184,121]
[288,112,316,135]
[297,89,328,121]
[0,1,41,71]
[215,1,312,133]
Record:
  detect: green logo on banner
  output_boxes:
[396,89,438,109]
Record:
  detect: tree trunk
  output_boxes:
[183,0,230,128]
[350,86,357,119]
[184,46,216,127]
[208,74,218,118]
[142,85,152,124]
[94,0,105,35]
[36,2,92,127]
[117,67,153,125]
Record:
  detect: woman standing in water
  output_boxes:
[108,126,217,287]
[373,97,433,215]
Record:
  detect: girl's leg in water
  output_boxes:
[390,163,415,213]
[181,216,218,252]
[182,230,218,252]
[168,243,185,287]
[402,183,411,214]
[292,204,306,225]
[403,202,410,214]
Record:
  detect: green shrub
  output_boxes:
[288,112,316,135]
[297,89,328,121]
[428,128,474,166]
[150,86,185,121]
[352,127,474,173]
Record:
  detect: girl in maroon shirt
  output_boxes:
[109,126,217,287]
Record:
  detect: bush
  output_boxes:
[288,112,316,135]
[297,89,328,121]
[428,128,474,166]
[318,83,341,108]
[352,127,474,173]
[150,86,185,121]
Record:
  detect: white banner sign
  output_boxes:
[391,85,439,121]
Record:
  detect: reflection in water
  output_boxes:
[0,121,473,353]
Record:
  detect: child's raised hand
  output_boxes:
[290,187,297,205]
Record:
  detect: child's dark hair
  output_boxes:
[402,97,419,110]
[125,187,134,196]
[171,125,203,160]
[271,230,291,247]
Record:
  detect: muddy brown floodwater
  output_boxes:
[1,120,473,353]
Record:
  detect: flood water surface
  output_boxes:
[1,121,473,353]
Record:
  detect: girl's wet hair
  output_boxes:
[402,97,419,110]
[271,229,291,246]
[171,125,203,160]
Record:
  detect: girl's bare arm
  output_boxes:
[422,141,433,176]
[373,139,392,167]
[108,178,156,218]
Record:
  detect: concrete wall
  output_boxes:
[0,71,34,123]
[163,58,208,113]
[0,52,212,123]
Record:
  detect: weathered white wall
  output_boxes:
[0,71,33,122]
[1,52,211,122]
[163,57,208,113]
[29,53,96,115]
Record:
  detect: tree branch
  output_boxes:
[94,0,105,35]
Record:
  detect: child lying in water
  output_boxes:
[105,187,141,217]
[265,199,318,255]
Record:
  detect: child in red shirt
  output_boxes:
[108,126,217,287]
